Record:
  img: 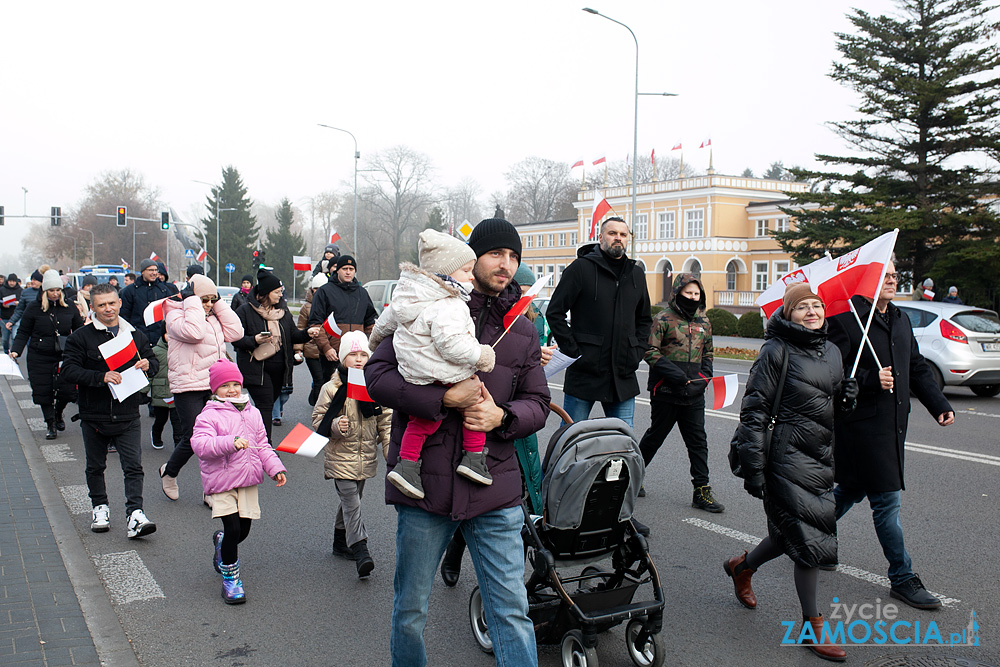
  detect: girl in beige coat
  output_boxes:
[312,330,391,578]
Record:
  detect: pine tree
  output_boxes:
[201,166,260,283]
[775,0,1000,298]
[262,198,308,295]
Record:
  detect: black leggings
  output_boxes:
[745,536,819,617]
[220,513,253,565]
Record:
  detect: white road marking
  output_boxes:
[957,409,1000,419]
[92,551,165,604]
[27,417,45,431]
[17,399,37,410]
[10,384,31,393]
[682,517,960,607]
[59,485,91,514]
[41,444,76,463]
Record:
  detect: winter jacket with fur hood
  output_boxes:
[163,296,244,394]
[369,263,495,385]
[191,399,286,495]
[312,371,392,480]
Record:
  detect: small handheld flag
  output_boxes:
[196,248,208,262]
[322,311,342,337]
[142,297,171,326]
[98,332,139,370]
[710,374,739,410]
[276,423,328,457]
[293,256,312,272]
[503,274,552,330]
[347,367,373,402]
[2,294,16,308]
[149,251,160,262]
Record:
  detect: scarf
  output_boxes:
[316,366,381,437]
[250,301,285,361]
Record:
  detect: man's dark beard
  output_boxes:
[601,240,625,259]
[472,263,508,296]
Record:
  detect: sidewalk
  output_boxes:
[0,376,137,666]
[715,335,763,351]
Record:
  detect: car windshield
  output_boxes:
[952,310,1000,334]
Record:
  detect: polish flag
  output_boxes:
[347,367,373,402]
[672,142,682,151]
[293,256,312,272]
[503,274,552,330]
[196,248,208,262]
[807,230,898,317]
[98,332,138,370]
[322,311,342,337]
[276,423,328,457]
[755,256,833,319]
[329,229,341,244]
[699,138,712,149]
[2,294,16,307]
[650,148,656,163]
[589,195,612,241]
[710,374,739,410]
[922,289,936,300]
[143,297,172,326]
[149,251,160,262]
[592,156,606,166]
[571,158,584,169]
[163,396,175,405]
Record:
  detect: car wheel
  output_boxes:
[971,384,1000,398]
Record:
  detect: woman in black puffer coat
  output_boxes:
[9,270,84,439]
[724,283,858,662]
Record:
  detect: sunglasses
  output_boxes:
[201,295,220,304]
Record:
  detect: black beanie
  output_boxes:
[31,270,44,282]
[7,273,17,282]
[468,218,521,259]
[81,275,99,287]
[186,264,205,279]
[256,268,282,296]
[241,274,253,284]
[336,255,357,270]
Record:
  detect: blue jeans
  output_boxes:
[562,393,635,428]
[272,386,292,420]
[834,485,914,586]
[391,505,537,667]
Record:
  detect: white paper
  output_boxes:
[544,349,581,378]
[0,355,24,379]
[109,366,150,402]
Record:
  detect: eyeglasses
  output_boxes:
[201,295,220,304]
[793,303,825,313]
[884,273,899,283]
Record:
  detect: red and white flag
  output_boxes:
[329,229,341,244]
[347,367,373,402]
[650,148,656,164]
[293,256,312,272]
[589,195,612,241]
[755,256,833,319]
[143,297,171,326]
[322,311,342,337]
[571,158,584,169]
[2,294,16,308]
[196,248,208,262]
[276,423,328,457]
[808,230,898,317]
[672,142,682,151]
[699,138,712,149]
[98,332,138,370]
[922,289,936,300]
[149,251,159,262]
[503,274,552,330]
[592,156,606,166]
[163,396,175,405]
[710,374,739,410]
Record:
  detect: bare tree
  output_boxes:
[444,178,483,229]
[303,191,342,258]
[585,155,694,190]
[503,157,577,224]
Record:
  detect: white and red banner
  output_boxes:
[589,195,612,241]
[276,423,328,457]
[322,311,342,337]
[672,142,682,151]
[807,230,897,317]
[2,294,16,307]
[196,248,208,262]
[293,256,312,272]
[592,156,606,166]
[347,367,373,402]
[922,289,936,300]
[650,148,656,164]
[699,138,712,149]
[571,158,584,169]
[503,274,552,330]
[149,251,159,262]
[98,332,138,370]
[163,395,175,405]
[329,229,341,244]
[710,374,739,410]
[755,256,833,319]
[142,297,171,326]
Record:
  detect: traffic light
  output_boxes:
[161,211,170,230]
[50,206,61,227]
[0,205,4,226]
[251,249,266,269]
[117,206,127,227]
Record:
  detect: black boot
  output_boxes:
[440,535,465,587]
[55,404,66,431]
[45,422,57,440]
[332,528,355,560]
[42,405,57,440]
[352,540,374,578]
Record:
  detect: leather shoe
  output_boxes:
[803,615,846,661]
[890,575,941,610]
[440,539,464,587]
[723,551,757,609]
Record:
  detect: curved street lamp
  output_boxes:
[317,124,360,267]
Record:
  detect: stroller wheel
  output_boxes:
[625,619,664,667]
[561,629,599,667]
[468,586,493,654]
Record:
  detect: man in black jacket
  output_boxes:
[1,273,22,353]
[827,260,954,610]
[120,259,178,346]
[547,216,652,427]
[61,284,158,539]
[307,255,377,381]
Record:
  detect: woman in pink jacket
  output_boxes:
[159,274,244,502]
[191,360,286,604]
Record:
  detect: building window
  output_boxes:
[559,233,566,247]
[726,261,738,291]
[546,264,555,277]
[570,232,577,246]
[547,234,554,248]
[754,262,769,291]
[685,209,704,238]
[658,212,675,239]
[537,234,545,248]
[774,261,790,283]
[635,214,648,240]
[525,235,533,249]
[755,219,769,237]
[775,216,790,233]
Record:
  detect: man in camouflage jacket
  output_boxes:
[638,272,724,512]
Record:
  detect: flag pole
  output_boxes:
[849,229,898,379]
[849,299,891,393]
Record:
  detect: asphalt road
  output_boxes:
[16,358,1000,667]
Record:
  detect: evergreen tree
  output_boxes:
[775,0,1000,297]
[201,166,260,282]
[262,198,307,295]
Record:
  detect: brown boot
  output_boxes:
[803,615,846,662]
[723,551,757,609]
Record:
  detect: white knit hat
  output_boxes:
[41,270,62,291]
[310,273,328,290]
[339,330,370,360]
[418,229,476,277]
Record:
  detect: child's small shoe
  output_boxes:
[457,448,493,486]
[387,459,425,499]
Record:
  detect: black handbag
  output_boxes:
[729,341,788,478]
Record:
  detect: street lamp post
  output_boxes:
[79,228,96,264]
[317,124,359,266]
[193,180,236,283]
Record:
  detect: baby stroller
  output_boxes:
[468,406,665,667]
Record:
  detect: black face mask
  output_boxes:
[675,293,700,318]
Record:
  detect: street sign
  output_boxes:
[457,219,474,241]
[184,249,195,259]
[225,263,236,274]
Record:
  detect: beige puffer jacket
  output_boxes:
[312,371,392,480]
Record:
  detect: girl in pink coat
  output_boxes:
[191,360,286,605]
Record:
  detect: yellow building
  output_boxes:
[516,174,810,312]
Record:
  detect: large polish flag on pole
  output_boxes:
[276,423,328,457]
[589,194,612,241]
[293,256,312,271]
[196,248,208,262]
[98,332,138,370]
[503,274,552,330]
[329,229,341,244]
[808,230,898,319]
[347,367,373,402]
[755,256,833,319]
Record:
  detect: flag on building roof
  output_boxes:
[503,274,552,330]
[672,142,682,151]
[347,367,373,402]
[592,156,606,166]
[293,256,312,272]
[571,158,584,169]
[98,332,138,370]
[699,138,712,149]
[276,423,328,457]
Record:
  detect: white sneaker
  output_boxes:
[91,504,110,533]
[127,509,157,539]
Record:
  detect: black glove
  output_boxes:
[839,378,859,413]
[743,474,764,500]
